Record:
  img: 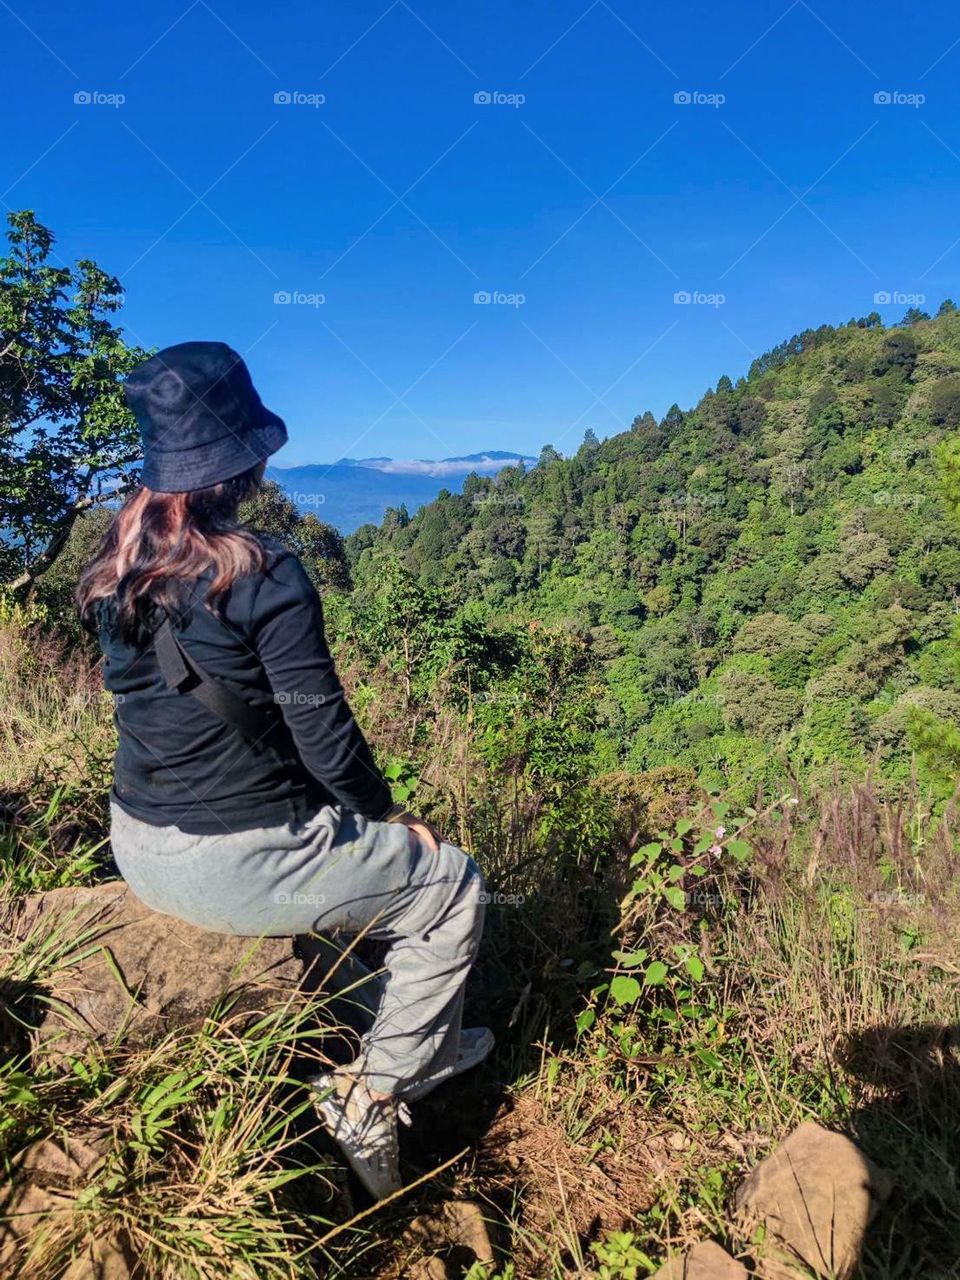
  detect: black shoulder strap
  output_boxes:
[154,617,273,739]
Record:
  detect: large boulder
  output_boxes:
[734,1120,891,1279]
[2,882,313,1062]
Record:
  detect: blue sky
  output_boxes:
[3,1,960,464]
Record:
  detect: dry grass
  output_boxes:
[0,615,958,1277]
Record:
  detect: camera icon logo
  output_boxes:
[274,91,292,105]
[873,290,891,304]
[474,91,492,105]
[873,90,891,105]
[673,290,692,304]
[273,290,292,305]
[74,91,92,105]
[473,290,492,304]
[674,90,692,105]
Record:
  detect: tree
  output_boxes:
[239,479,351,592]
[579,428,600,455]
[661,403,684,430]
[901,306,930,326]
[0,211,147,594]
[926,376,960,428]
[874,329,919,376]
[911,437,960,780]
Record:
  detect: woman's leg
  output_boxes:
[352,839,485,1095]
[110,802,486,1096]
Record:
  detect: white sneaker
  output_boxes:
[403,1026,495,1102]
[310,1070,407,1200]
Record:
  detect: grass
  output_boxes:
[1,612,959,1278]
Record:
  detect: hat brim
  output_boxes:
[142,407,288,493]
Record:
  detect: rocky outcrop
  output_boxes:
[2,882,319,1062]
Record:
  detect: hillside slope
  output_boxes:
[346,307,960,794]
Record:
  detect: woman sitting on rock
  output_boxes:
[77,341,492,1200]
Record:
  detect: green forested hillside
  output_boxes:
[344,306,960,798]
[6,216,960,1279]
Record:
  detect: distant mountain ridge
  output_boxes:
[267,451,536,532]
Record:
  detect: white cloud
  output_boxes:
[365,455,532,477]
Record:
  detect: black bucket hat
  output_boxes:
[124,341,288,493]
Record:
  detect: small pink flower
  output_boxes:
[709,842,723,857]
[715,825,726,838]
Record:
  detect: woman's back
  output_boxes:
[100,537,392,833]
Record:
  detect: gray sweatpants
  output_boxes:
[109,802,485,1095]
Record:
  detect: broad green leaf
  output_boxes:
[609,975,642,1006]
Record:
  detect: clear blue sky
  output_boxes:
[3,0,960,464]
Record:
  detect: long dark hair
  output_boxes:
[77,465,265,640]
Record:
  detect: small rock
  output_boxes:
[408,1256,453,1280]
[406,1200,495,1264]
[734,1120,891,1279]
[652,1239,748,1279]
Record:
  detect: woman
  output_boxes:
[78,340,492,1200]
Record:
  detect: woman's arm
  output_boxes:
[250,551,393,819]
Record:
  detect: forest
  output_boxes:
[2,211,960,1278]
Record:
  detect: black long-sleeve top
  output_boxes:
[99,538,393,834]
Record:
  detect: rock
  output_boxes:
[62,1232,141,1280]
[734,1120,891,1279]
[652,1240,749,1278]
[406,1200,495,1267]
[3,883,310,1062]
[0,1131,139,1277]
[408,1256,453,1280]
